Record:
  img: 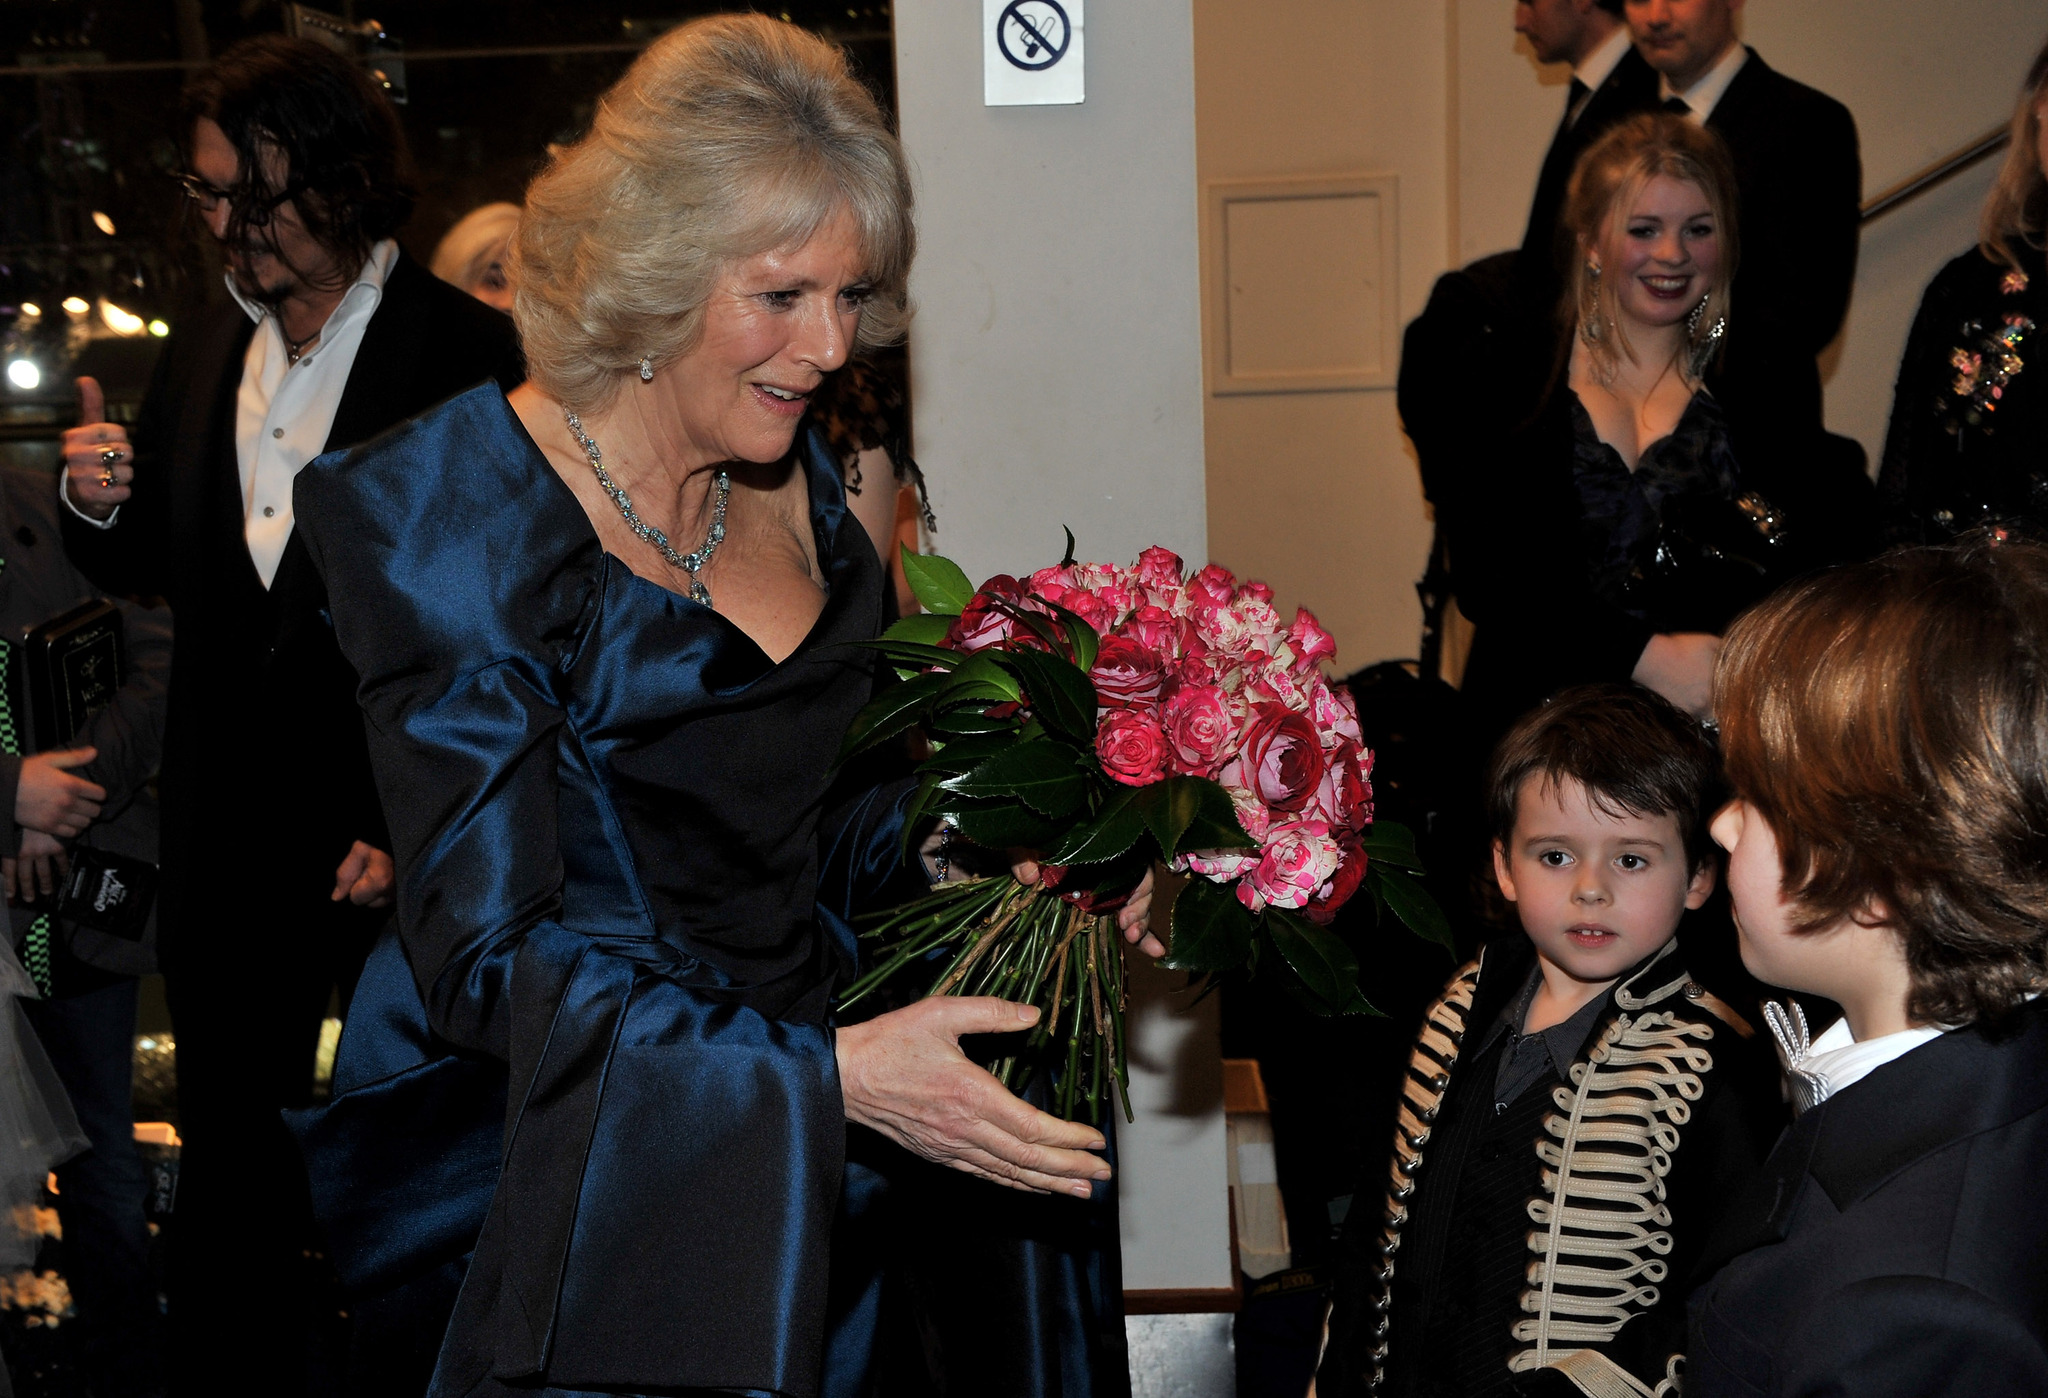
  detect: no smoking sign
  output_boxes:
[984,0,1084,106]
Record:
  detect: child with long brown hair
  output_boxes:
[1688,530,2048,1396]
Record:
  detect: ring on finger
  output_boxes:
[98,468,117,489]
[98,446,125,466]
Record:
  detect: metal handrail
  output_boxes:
[1862,124,2011,223]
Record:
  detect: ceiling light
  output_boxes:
[6,359,39,391]
[91,211,116,236]
[17,302,38,319]
[99,300,145,335]
[148,319,169,337]
[60,297,89,316]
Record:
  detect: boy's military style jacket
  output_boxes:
[1321,935,1784,1398]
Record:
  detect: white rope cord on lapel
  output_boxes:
[1359,955,1484,1394]
[1509,1007,1716,1372]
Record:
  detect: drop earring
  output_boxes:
[639,356,654,382]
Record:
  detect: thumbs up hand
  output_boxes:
[60,376,133,520]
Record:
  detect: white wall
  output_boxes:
[1194,0,1450,673]
[893,0,1210,582]
[892,0,1234,1298]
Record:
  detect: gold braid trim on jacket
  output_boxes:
[1359,952,1485,1394]
[1508,944,1720,1396]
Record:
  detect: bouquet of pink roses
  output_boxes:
[835,538,1448,1121]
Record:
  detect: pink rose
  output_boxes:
[1305,739,1371,833]
[1245,655,1307,712]
[1089,635,1167,710]
[1238,580,1275,605]
[1214,757,1272,843]
[1027,565,1078,602]
[1120,606,1180,657]
[1303,836,1367,925]
[1135,547,1186,591]
[1238,819,1342,913]
[1060,588,1119,634]
[1187,564,1238,608]
[1161,683,1245,775]
[1307,676,1364,746]
[946,575,1027,653]
[1174,848,1259,882]
[1091,580,1141,625]
[1240,702,1328,814]
[1095,709,1169,787]
[1288,608,1337,672]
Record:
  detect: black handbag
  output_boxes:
[1635,489,1794,634]
[22,598,125,750]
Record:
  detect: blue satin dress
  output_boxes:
[288,382,918,1397]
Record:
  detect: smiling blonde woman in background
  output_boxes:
[1446,112,1765,752]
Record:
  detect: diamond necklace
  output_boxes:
[563,407,729,606]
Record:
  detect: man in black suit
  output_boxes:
[58,36,520,1395]
[1626,0,1862,444]
[1513,0,1662,310]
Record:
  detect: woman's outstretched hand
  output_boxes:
[836,996,1113,1197]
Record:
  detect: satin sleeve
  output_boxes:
[294,390,846,1396]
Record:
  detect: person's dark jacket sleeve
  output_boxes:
[1449,387,1656,709]
[1875,253,1970,546]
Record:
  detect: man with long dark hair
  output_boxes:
[56,35,521,1394]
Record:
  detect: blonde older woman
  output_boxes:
[429,200,520,310]
[287,16,1148,1397]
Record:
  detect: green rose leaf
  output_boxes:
[1375,865,1455,952]
[917,729,1022,775]
[928,708,1020,737]
[1162,875,1256,973]
[992,647,1098,743]
[855,638,963,672]
[838,670,949,764]
[1042,786,1149,866]
[941,739,1088,818]
[1265,910,1378,1016]
[1359,821,1424,872]
[951,799,1069,851]
[884,612,954,646]
[938,652,1025,707]
[900,547,975,616]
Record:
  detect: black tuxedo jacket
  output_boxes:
[1703,49,1861,442]
[62,250,522,966]
[1515,43,1662,309]
[1685,999,2048,1397]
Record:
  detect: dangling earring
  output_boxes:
[1686,299,1727,377]
[639,355,655,382]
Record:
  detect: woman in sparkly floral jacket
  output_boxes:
[1877,38,2048,545]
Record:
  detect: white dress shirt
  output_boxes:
[1763,999,1945,1114]
[1660,41,1748,123]
[65,240,397,590]
[230,239,397,588]
[1570,26,1636,126]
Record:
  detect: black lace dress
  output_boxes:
[1454,384,1769,745]
[1876,241,2047,544]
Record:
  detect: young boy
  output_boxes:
[1319,683,1782,1398]
[1687,536,2048,1397]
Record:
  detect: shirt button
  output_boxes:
[272,427,284,439]
[263,506,276,518]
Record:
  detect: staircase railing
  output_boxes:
[1862,124,2011,223]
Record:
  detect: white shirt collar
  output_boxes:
[1660,41,1748,123]
[224,237,398,331]
[1763,1000,1945,1115]
[1575,26,1635,97]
